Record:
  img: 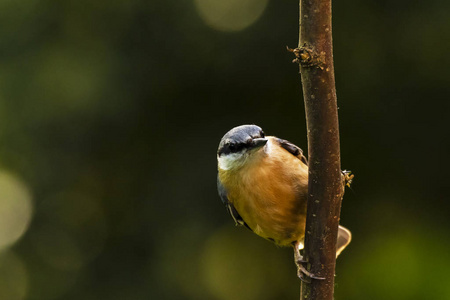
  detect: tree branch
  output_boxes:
[293,0,344,299]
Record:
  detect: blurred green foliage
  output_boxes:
[0,0,449,299]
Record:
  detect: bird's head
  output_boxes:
[217,125,268,171]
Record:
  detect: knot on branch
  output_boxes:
[287,44,325,69]
[342,170,355,188]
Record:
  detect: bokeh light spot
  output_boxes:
[201,225,294,300]
[337,223,450,300]
[32,225,84,271]
[0,171,33,250]
[31,192,108,271]
[194,0,269,32]
[0,251,28,300]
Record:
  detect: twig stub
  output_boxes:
[287,44,325,69]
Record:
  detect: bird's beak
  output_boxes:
[251,138,268,149]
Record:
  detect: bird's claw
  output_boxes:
[294,250,325,282]
[297,264,325,282]
[296,257,307,264]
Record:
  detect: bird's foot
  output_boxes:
[294,247,325,282]
[296,263,325,282]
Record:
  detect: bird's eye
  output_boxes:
[260,131,265,138]
[228,143,236,151]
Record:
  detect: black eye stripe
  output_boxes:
[218,125,265,156]
[225,142,247,154]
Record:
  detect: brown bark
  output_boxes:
[294,0,344,299]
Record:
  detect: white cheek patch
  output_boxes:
[218,152,246,170]
[264,139,272,154]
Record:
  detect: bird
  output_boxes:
[216,124,352,280]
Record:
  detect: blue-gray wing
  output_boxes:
[276,138,308,165]
[217,175,251,229]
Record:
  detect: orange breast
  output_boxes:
[219,137,308,246]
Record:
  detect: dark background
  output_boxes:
[1,0,449,299]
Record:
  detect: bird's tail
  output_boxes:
[336,225,352,257]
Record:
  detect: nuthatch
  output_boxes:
[217,124,351,280]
